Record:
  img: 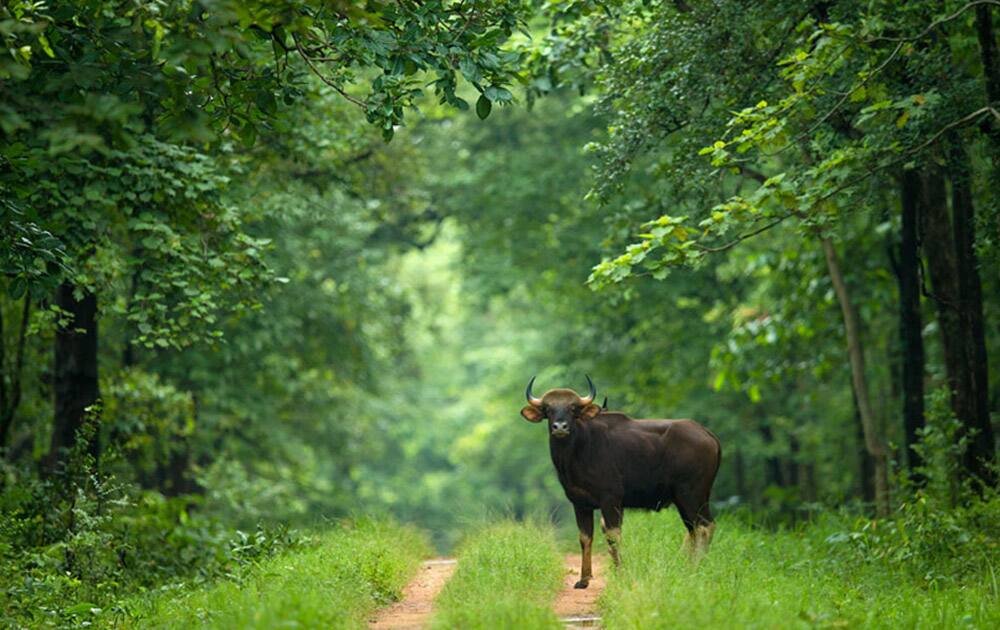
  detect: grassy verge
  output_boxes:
[431,520,564,629]
[113,518,429,629]
[600,511,1000,629]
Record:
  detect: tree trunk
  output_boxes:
[47,282,100,468]
[921,165,997,489]
[822,237,890,516]
[897,171,926,481]
[948,148,996,488]
[803,462,817,503]
[854,392,876,504]
[0,295,31,449]
[759,422,785,488]
[787,433,801,490]
[976,5,1000,119]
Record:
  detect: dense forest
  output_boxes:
[2,1,999,627]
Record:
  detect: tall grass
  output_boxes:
[431,520,564,629]
[600,511,1000,629]
[116,518,429,629]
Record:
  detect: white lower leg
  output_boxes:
[605,527,622,566]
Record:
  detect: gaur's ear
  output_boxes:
[581,403,602,419]
[521,406,544,423]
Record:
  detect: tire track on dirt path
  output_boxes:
[554,553,606,628]
[369,558,456,630]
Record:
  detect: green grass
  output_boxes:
[599,511,1000,630]
[115,518,429,629]
[431,520,564,629]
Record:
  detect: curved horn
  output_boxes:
[525,376,543,407]
[580,374,596,405]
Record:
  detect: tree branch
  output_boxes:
[736,165,768,184]
[698,107,998,258]
[291,33,367,108]
[695,215,791,253]
[867,1,1000,43]
[808,107,1000,208]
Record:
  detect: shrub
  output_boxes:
[0,416,299,628]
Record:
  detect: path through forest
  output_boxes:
[369,554,605,629]
[369,558,456,630]
[554,553,605,628]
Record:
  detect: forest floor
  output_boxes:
[369,553,606,629]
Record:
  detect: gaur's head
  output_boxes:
[520,375,602,439]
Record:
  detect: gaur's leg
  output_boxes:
[675,500,697,556]
[676,488,714,558]
[600,504,624,567]
[694,501,716,554]
[573,504,595,589]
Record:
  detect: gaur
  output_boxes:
[520,375,721,588]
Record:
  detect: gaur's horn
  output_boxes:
[580,374,596,405]
[526,376,543,407]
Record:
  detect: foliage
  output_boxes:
[566,0,984,284]
[101,368,196,490]
[831,493,1000,590]
[0,197,67,300]
[0,0,528,147]
[826,393,1000,585]
[910,387,978,506]
[431,520,564,629]
[127,518,429,629]
[0,421,300,628]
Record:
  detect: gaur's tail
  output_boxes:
[706,427,722,485]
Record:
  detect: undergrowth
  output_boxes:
[599,507,999,629]
[0,419,299,628]
[119,517,429,629]
[0,416,427,629]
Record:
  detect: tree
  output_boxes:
[536,0,998,495]
[1,0,529,466]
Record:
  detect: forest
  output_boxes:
[1,1,999,628]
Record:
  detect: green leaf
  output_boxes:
[713,371,726,391]
[240,123,258,147]
[476,94,492,120]
[37,34,55,58]
[9,277,27,299]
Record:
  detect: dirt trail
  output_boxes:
[554,554,606,628]
[369,558,456,630]
[369,553,605,629]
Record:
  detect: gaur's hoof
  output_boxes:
[574,580,590,589]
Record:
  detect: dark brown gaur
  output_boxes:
[521,375,721,588]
